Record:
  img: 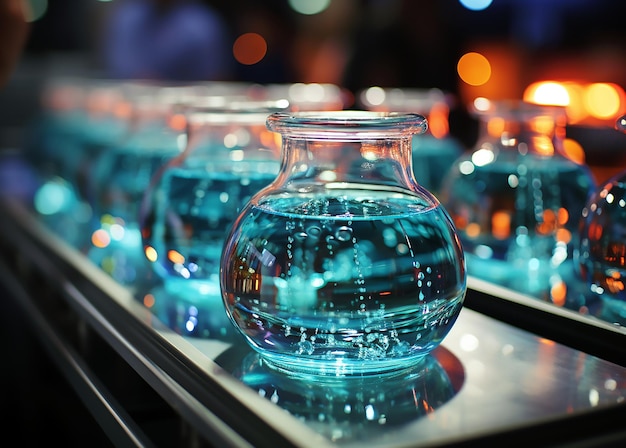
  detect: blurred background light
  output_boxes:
[233,32,267,65]
[524,81,570,106]
[457,52,491,86]
[523,80,626,125]
[288,0,331,15]
[459,0,493,11]
[21,0,48,22]
[584,83,621,119]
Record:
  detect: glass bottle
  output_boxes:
[220,111,467,376]
[439,99,596,304]
[358,87,464,196]
[139,98,288,338]
[577,115,626,326]
[87,85,192,287]
[28,77,92,247]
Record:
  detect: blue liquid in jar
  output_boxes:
[88,143,179,285]
[143,163,278,282]
[411,135,463,195]
[578,178,626,325]
[221,188,466,376]
[442,155,594,298]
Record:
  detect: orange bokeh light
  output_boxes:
[457,52,492,86]
[233,33,267,65]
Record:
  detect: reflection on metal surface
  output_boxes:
[2,194,626,446]
[224,346,463,443]
[140,280,239,341]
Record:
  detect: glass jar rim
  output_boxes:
[266,110,428,137]
[471,99,567,120]
[358,87,449,113]
[186,98,291,125]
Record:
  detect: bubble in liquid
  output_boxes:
[335,226,353,241]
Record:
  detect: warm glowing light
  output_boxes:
[584,83,621,119]
[551,282,567,307]
[491,211,510,240]
[561,83,588,123]
[428,103,450,138]
[91,229,111,248]
[466,223,481,238]
[524,81,570,106]
[556,228,572,244]
[531,135,554,156]
[457,52,491,86]
[143,294,156,308]
[169,113,187,132]
[145,246,158,262]
[168,250,185,264]
[563,138,585,165]
[524,80,626,125]
[557,208,569,226]
[487,117,505,138]
[473,97,491,112]
[537,209,557,235]
[233,33,267,65]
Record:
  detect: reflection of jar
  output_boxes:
[220,111,466,376]
[358,87,464,195]
[577,115,626,325]
[139,98,287,338]
[440,100,596,303]
[231,347,461,443]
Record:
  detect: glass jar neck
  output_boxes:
[267,112,427,191]
[275,133,418,191]
[476,102,567,157]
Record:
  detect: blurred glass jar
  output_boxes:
[263,82,350,111]
[220,111,466,376]
[29,78,131,251]
[577,115,626,326]
[358,87,464,195]
[139,98,288,338]
[28,77,90,243]
[87,85,198,287]
[440,99,596,303]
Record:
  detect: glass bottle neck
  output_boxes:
[479,112,566,157]
[277,135,417,190]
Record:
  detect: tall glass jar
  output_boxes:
[440,100,596,304]
[577,115,626,326]
[220,111,466,376]
[139,98,288,338]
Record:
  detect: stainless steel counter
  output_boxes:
[1,196,625,447]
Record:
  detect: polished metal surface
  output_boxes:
[1,196,625,447]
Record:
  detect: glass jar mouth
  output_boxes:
[471,99,567,121]
[266,110,428,137]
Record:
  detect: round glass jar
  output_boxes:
[220,111,467,376]
[440,100,596,303]
[139,98,287,338]
[577,115,626,325]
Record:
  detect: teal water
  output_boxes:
[221,189,466,375]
